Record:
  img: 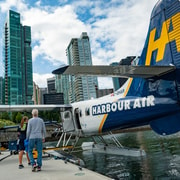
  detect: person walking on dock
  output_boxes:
[26,109,46,172]
[18,116,30,169]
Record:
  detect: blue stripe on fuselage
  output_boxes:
[101,97,179,132]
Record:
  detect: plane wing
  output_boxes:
[0,104,72,112]
[52,65,175,78]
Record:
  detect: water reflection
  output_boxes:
[73,130,180,179]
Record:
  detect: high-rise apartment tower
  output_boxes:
[65,32,98,103]
[3,10,33,105]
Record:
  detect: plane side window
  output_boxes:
[79,110,82,117]
[85,108,90,116]
[64,111,70,119]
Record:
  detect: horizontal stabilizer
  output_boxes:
[52,65,175,78]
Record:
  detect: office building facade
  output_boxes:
[44,93,64,105]
[96,88,114,98]
[32,82,41,105]
[3,10,33,105]
[55,74,69,104]
[47,77,56,94]
[0,77,3,104]
[65,32,98,103]
[39,87,47,104]
[110,62,121,91]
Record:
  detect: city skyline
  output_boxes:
[0,0,157,89]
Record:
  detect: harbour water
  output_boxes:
[70,130,180,179]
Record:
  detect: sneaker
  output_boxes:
[19,164,24,169]
[32,164,37,172]
[37,166,41,171]
[28,162,31,166]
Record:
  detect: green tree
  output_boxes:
[52,112,61,122]
[1,112,10,120]
[16,112,22,123]
[12,112,18,122]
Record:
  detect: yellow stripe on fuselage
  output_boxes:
[98,78,133,133]
[123,78,133,97]
[98,114,108,133]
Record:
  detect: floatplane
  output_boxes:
[52,0,180,156]
[1,0,180,160]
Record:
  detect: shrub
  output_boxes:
[0,119,16,128]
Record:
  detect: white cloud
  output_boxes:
[0,0,27,12]
[89,0,157,65]
[33,73,54,88]
[21,5,87,65]
[98,77,113,89]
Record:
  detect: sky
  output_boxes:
[0,0,157,89]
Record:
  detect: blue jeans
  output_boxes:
[28,138,43,167]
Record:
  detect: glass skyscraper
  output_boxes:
[55,74,70,104]
[3,10,33,105]
[0,77,3,104]
[111,62,121,91]
[57,32,98,103]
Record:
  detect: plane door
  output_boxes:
[61,110,75,132]
[74,108,82,130]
